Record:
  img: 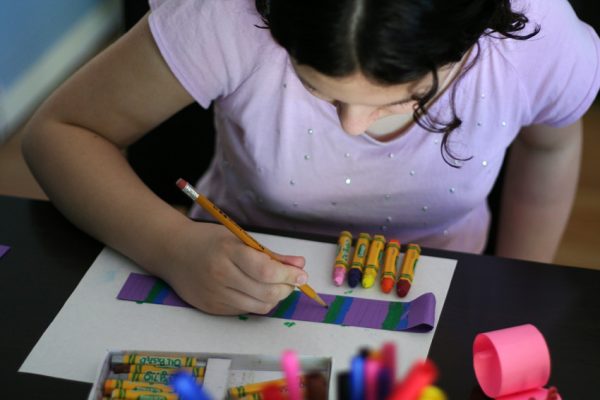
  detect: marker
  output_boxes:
[281,350,302,400]
[176,179,327,309]
[364,356,381,400]
[350,355,365,400]
[387,360,438,400]
[396,244,421,298]
[362,235,386,288]
[170,371,211,400]
[380,240,401,293]
[332,231,353,286]
[348,233,371,287]
[381,342,397,384]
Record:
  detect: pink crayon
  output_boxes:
[332,231,353,286]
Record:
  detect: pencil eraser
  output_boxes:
[332,267,346,286]
[176,178,187,190]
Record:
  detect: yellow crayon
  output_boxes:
[380,239,401,294]
[332,231,353,286]
[110,388,179,400]
[113,371,204,386]
[347,233,371,288]
[396,243,421,297]
[119,365,205,376]
[104,380,172,395]
[362,235,386,288]
[112,353,200,368]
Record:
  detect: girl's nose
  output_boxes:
[336,104,379,135]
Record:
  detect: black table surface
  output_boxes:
[1,195,599,398]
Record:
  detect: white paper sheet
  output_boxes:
[20,232,456,397]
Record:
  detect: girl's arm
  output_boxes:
[495,120,583,263]
[22,15,306,315]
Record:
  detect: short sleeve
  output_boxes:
[511,0,600,127]
[148,0,271,108]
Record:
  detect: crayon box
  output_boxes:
[88,349,332,400]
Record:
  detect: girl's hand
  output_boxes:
[163,221,307,315]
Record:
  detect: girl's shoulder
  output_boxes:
[486,0,600,126]
[148,0,279,107]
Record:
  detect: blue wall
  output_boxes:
[0,0,106,88]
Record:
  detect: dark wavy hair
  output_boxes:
[255,0,539,166]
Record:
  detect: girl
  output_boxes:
[22,0,600,315]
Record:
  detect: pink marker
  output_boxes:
[281,350,302,400]
[365,356,381,400]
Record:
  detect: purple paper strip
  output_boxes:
[117,273,436,332]
[0,245,10,259]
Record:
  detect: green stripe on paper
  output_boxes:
[144,280,169,303]
[381,301,405,330]
[271,290,301,318]
[323,296,346,323]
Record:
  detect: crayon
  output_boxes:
[362,235,386,288]
[112,354,202,368]
[110,388,179,399]
[110,372,204,386]
[348,233,371,287]
[281,350,302,400]
[380,240,401,294]
[332,231,353,286]
[176,178,327,308]
[104,380,173,395]
[396,244,421,297]
[112,365,205,377]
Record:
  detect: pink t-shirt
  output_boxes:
[148,0,600,253]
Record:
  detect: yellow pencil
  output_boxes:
[176,178,328,308]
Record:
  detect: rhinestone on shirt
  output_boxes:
[388,153,395,158]
[422,205,429,212]
[307,128,313,135]
[410,170,416,176]
[501,121,507,127]
[386,216,393,222]
[304,154,311,160]
[290,179,296,185]
[449,187,456,193]
[345,177,352,185]
[480,93,485,99]
[443,230,449,236]
[283,83,287,88]
[344,152,351,158]
[482,160,488,167]
[384,194,391,200]
[477,122,482,127]
[293,202,298,207]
